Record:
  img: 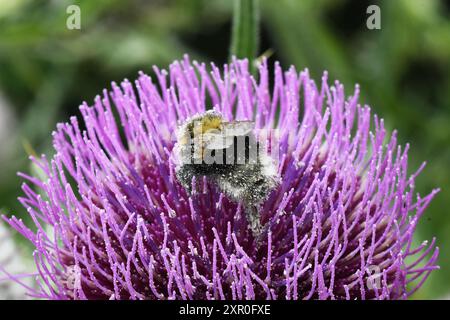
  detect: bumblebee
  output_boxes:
[174,110,279,236]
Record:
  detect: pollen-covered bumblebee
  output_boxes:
[174,110,279,236]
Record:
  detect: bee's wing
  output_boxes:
[203,132,234,150]
[203,121,254,150]
[222,121,254,136]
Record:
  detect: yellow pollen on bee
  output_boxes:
[193,116,223,136]
[189,115,223,161]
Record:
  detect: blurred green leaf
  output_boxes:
[230,0,260,64]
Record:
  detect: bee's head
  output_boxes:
[188,111,223,138]
[177,111,224,151]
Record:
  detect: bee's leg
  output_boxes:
[175,166,194,195]
[255,220,270,243]
[246,205,266,239]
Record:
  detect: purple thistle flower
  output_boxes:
[2,56,439,300]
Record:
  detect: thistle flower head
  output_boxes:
[3,57,439,300]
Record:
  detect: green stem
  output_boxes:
[230,0,260,67]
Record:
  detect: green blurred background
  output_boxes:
[0,0,449,299]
